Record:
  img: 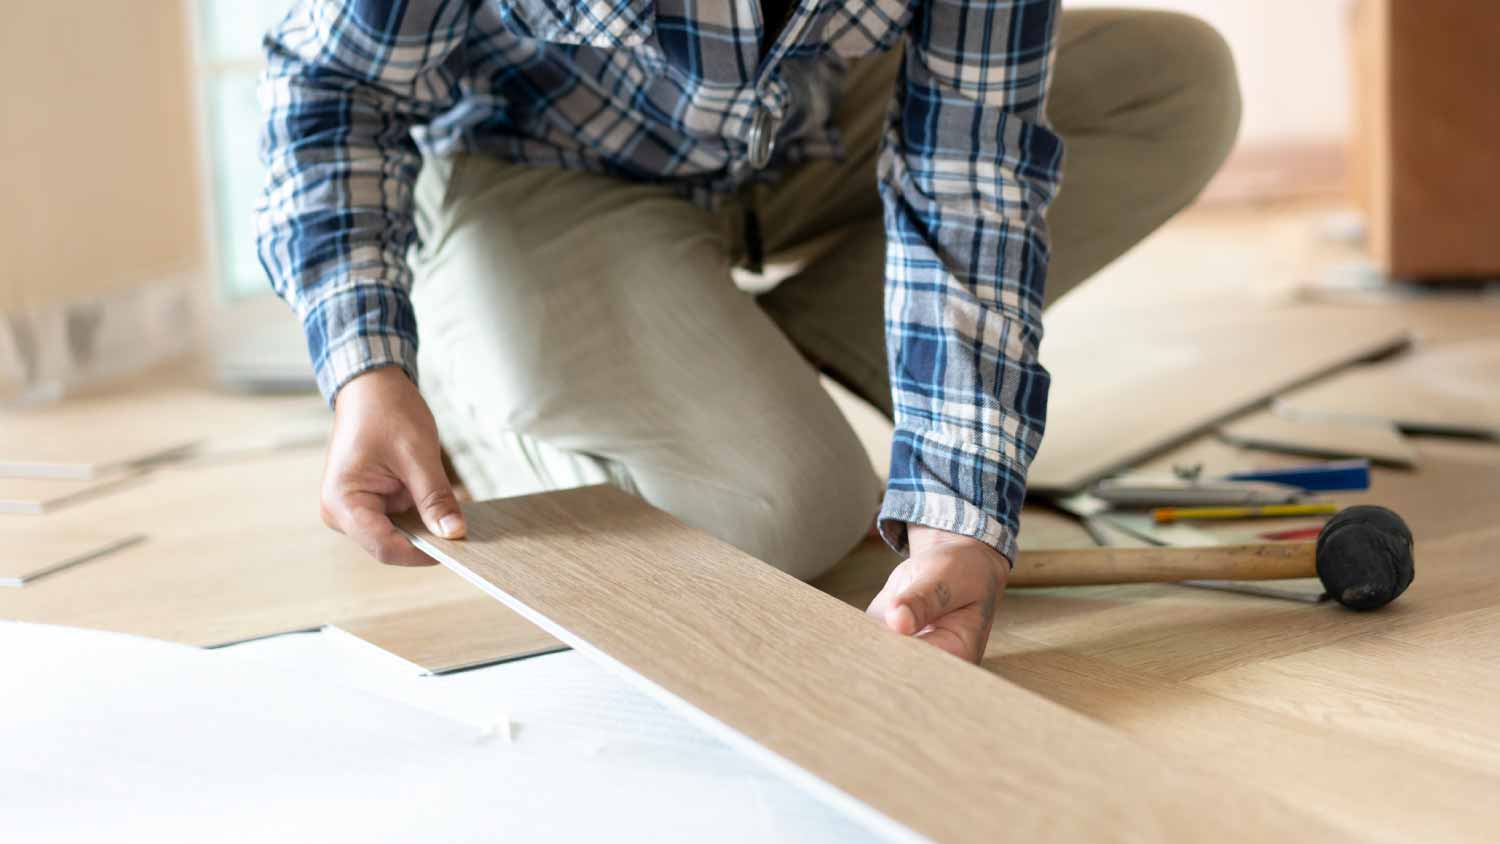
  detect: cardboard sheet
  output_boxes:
[1029,306,1411,493]
[1274,338,1500,438]
[1219,409,1418,467]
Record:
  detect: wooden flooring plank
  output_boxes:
[400,485,1344,843]
[1002,527,1500,683]
[0,473,145,514]
[985,635,1500,843]
[1189,634,1500,776]
[331,597,565,674]
[1028,305,1411,492]
[0,452,480,646]
[1381,606,1500,662]
[0,533,144,587]
[0,364,327,479]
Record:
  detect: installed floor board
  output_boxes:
[0,452,480,646]
[1009,528,1500,683]
[1190,633,1500,776]
[986,635,1500,843]
[400,485,1338,844]
[332,597,565,674]
[1381,606,1500,662]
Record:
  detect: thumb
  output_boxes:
[887,555,989,636]
[401,447,467,540]
[887,579,944,636]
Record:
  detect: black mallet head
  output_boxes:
[1315,505,1415,610]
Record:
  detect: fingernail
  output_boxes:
[439,514,465,539]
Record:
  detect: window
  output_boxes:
[194,0,292,299]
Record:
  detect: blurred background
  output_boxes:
[1,0,1496,399]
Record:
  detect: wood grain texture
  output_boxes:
[1382,606,1500,664]
[1191,633,1500,774]
[1012,543,1315,587]
[986,632,1500,843]
[1218,409,1417,467]
[1029,305,1411,492]
[333,597,565,674]
[400,485,1340,843]
[0,452,480,646]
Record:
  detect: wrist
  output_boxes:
[335,364,416,409]
[907,525,1010,582]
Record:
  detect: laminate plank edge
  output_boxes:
[399,485,1340,843]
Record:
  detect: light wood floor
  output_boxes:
[814,199,1500,840]
[4,197,1498,838]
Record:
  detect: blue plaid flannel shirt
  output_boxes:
[256,0,1062,560]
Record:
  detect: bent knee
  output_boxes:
[740,460,879,582]
[1142,12,1242,170]
[644,443,879,583]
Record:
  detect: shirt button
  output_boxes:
[748,107,776,170]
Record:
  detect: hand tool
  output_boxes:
[1151,502,1339,524]
[1090,476,1304,507]
[1223,459,1371,493]
[1011,505,1414,610]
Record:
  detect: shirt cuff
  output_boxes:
[302,289,421,403]
[878,489,1019,567]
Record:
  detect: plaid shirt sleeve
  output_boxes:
[255,0,470,401]
[876,0,1063,563]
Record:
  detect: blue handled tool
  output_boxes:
[1222,459,1371,493]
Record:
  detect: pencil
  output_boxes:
[1152,503,1339,524]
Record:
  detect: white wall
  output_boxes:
[1066,0,1355,148]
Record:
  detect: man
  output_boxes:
[258,0,1238,663]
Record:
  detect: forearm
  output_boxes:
[877,0,1063,562]
[255,0,468,402]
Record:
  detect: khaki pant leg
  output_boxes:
[1043,9,1242,305]
[410,156,878,579]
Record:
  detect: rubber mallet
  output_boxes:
[1011,505,1415,610]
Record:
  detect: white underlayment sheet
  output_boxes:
[2,622,875,843]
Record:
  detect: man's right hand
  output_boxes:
[321,366,467,566]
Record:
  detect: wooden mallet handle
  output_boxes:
[1008,506,1415,610]
[1010,543,1314,587]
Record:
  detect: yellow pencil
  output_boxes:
[1151,503,1339,524]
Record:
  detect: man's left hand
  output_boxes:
[866,525,1008,663]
